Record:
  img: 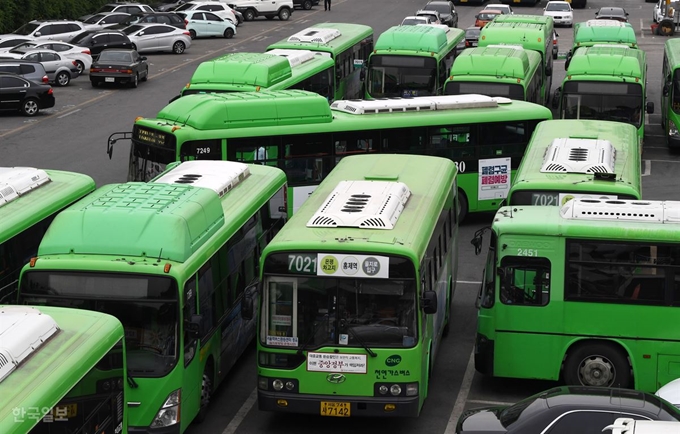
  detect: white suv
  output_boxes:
[228,0,293,21]
[10,20,86,42]
[174,1,238,25]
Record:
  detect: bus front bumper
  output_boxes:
[669,133,680,148]
[258,390,421,417]
[474,333,494,376]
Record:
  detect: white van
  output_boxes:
[603,418,680,434]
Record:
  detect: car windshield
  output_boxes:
[547,3,570,11]
[13,23,40,36]
[402,18,425,25]
[84,14,107,24]
[99,51,132,62]
[478,12,499,20]
[466,28,480,37]
[499,394,546,427]
[122,25,145,35]
[70,31,94,44]
[12,42,37,51]
[424,3,449,15]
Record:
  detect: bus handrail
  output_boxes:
[107,131,133,159]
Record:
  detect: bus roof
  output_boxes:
[510,119,641,198]
[374,25,464,54]
[0,305,123,434]
[37,161,287,263]
[266,23,373,57]
[479,21,551,55]
[566,45,645,79]
[494,199,680,241]
[665,37,680,68]
[0,168,95,243]
[573,19,637,50]
[262,154,456,262]
[493,14,554,26]
[140,91,552,135]
[449,45,542,81]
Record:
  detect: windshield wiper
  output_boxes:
[340,319,377,358]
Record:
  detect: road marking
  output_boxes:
[222,388,257,434]
[456,280,482,285]
[467,399,514,406]
[640,18,645,39]
[444,350,475,434]
[642,160,651,177]
[57,109,81,119]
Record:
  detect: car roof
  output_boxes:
[598,6,625,12]
[479,9,502,13]
[542,387,665,415]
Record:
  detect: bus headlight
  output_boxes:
[272,379,284,391]
[150,389,181,427]
[670,123,679,137]
[390,384,402,396]
[378,385,388,395]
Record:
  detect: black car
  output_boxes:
[456,386,680,433]
[108,12,186,30]
[69,30,134,59]
[464,26,480,48]
[90,49,149,88]
[0,72,55,116]
[595,7,629,23]
[423,1,458,27]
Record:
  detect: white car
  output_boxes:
[228,0,294,21]
[177,10,236,39]
[6,41,92,75]
[174,1,238,25]
[0,36,36,51]
[9,20,86,42]
[544,1,573,27]
[0,49,79,86]
[401,15,435,26]
[122,23,191,54]
[81,12,132,30]
[656,377,680,408]
[485,4,513,14]
[415,9,442,25]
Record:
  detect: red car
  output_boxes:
[475,9,502,28]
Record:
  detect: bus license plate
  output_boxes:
[320,401,350,417]
[53,404,77,418]
[105,77,115,82]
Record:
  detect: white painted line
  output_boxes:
[57,109,81,119]
[642,160,651,177]
[466,399,514,406]
[222,388,257,434]
[456,280,482,285]
[444,350,476,434]
[640,18,645,39]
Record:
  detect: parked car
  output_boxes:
[7,41,92,75]
[0,60,49,84]
[422,1,458,27]
[485,4,513,14]
[544,1,574,27]
[177,10,236,39]
[174,1,238,25]
[227,0,294,21]
[415,9,442,25]
[109,12,187,30]
[604,418,680,434]
[69,30,134,60]
[455,387,680,433]
[657,378,680,408]
[0,72,54,116]
[81,13,132,30]
[464,26,480,48]
[595,6,629,23]
[90,48,149,88]
[121,23,191,54]
[10,20,86,42]
[79,3,155,21]
[475,9,502,28]
[0,36,36,51]
[153,0,191,11]
[401,15,435,26]
[293,0,319,10]
[0,49,79,86]
[552,30,559,59]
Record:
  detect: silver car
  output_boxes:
[0,48,78,86]
[121,23,191,54]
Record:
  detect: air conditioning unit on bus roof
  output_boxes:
[416,23,450,33]
[0,306,59,383]
[307,180,411,229]
[540,138,616,175]
[0,167,51,208]
[331,94,507,115]
[561,199,680,224]
[267,49,318,67]
[584,19,626,28]
[153,161,250,197]
[287,28,342,44]
[486,44,525,51]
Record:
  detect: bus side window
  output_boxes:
[499,256,551,306]
[198,262,216,339]
[184,276,198,366]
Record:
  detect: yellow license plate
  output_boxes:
[513,0,520,2]
[53,404,77,418]
[460,0,467,2]
[320,401,350,417]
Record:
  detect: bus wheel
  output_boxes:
[563,342,632,389]
[458,191,468,223]
[196,369,213,423]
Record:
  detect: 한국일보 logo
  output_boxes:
[385,355,402,367]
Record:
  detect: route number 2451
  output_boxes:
[517,249,538,257]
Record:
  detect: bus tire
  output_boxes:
[563,341,632,389]
[195,367,213,423]
[458,190,468,223]
[660,19,675,37]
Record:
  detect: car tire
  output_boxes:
[563,342,632,388]
[189,29,197,39]
[302,0,312,9]
[75,60,85,75]
[279,8,290,20]
[130,73,139,88]
[173,41,186,54]
[141,68,148,82]
[224,28,235,39]
[91,80,98,88]
[56,71,70,87]
[21,98,39,116]
[553,51,558,60]
[244,9,255,21]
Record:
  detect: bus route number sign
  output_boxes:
[288,254,317,274]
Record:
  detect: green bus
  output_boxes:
[661,38,680,148]
[479,16,555,105]
[570,19,637,56]
[0,167,95,303]
[0,305,126,434]
[18,160,288,433]
[472,198,680,392]
[554,45,653,145]
[444,45,543,103]
[106,90,552,220]
[176,50,336,102]
[507,119,642,206]
[248,153,458,417]
[366,25,465,98]
[266,23,374,100]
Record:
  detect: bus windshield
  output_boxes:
[20,271,179,378]
[562,81,643,127]
[445,82,524,99]
[368,55,437,97]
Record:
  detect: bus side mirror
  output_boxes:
[552,88,561,109]
[186,314,204,339]
[664,83,671,96]
[360,68,365,82]
[647,101,655,114]
[545,65,552,77]
[241,282,260,320]
[421,290,438,314]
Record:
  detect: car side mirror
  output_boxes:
[34,32,41,37]
[664,83,671,96]
[647,101,655,114]
[421,290,438,314]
